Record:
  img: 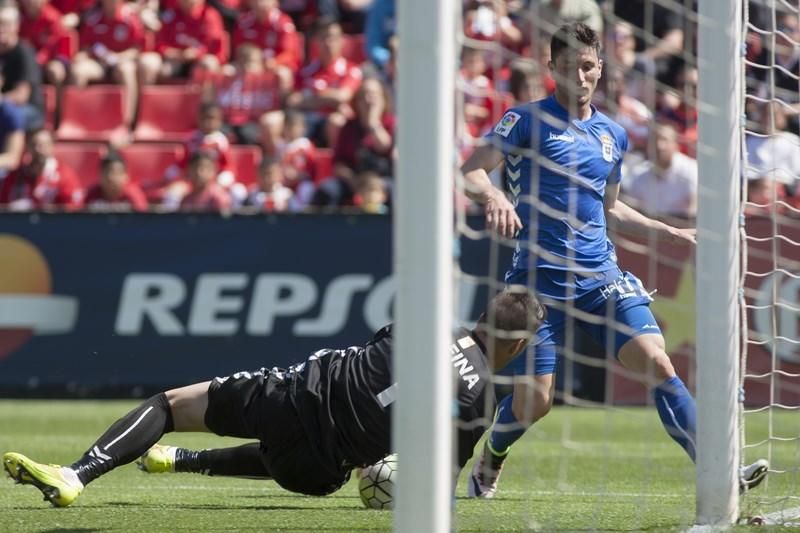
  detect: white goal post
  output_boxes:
[393,0,457,532]
[695,0,743,526]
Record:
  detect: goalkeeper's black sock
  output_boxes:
[70,393,174,485]
[175,443,271,478]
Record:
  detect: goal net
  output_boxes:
[740,0,800,526]
[440,0,799,529]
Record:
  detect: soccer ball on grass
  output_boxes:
[358,454,397,510]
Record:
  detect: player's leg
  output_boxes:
[468,313,561,498]
[3,381,212,506]
[597,271,768,491]
[468,373,555,498]
[138,442,272,479]
[617,332,697,460]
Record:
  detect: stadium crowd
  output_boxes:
[0,0,795,217]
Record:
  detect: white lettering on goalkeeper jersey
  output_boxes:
[451,336,480,390]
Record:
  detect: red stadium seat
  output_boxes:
[133,86,202,142]
[229,145,262,186]
[57,85,128,142]
[119,143,184,187]
[308,33,367,65]
[42,85,57,129]
[313,148,334,184]
[53,142,107,188]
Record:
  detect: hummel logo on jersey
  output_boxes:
[641,324,660,330]
[548,131,575,143]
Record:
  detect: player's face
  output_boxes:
[550,46,602,109]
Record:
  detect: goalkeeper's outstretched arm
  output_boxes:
[461,144,522,239]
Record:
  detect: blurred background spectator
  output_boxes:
[138,0,227,85]
[285,18,362,147]
[0,2,44,131]
[244,156,294,211]
[746,100,800,200]
[0,127,82,209]
[621,124,697,218]
[72,0,145,129]
[179,150,231,211]
[84,153,148,211]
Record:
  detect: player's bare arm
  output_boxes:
[603,182,696,245]
[461,144,522,239]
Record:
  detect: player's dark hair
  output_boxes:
[314,17,340,36]
[478,286,546,341]
[188,150,216,168]
[200,101,223,118]
[550,22,601,62]
[101,153,126,173]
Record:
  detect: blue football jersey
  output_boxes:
[485,95,629,299]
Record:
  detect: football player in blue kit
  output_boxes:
[461,22,768,498]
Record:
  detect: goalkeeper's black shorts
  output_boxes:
[204,368,349,496]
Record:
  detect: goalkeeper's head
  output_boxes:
[474,286,546,371]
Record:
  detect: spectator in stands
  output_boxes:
[19,0,69,90]
[611,0,688,85]
[523,0,603,36]
[459,46,494,139]
[138,0,227,84]
[746,101,800,195]
[232,0,300,91]
[354,170,388,213]
[50,0,91,27]
[332,76,393,182]
[179,151,231,211]
[658,65,698,155]
[0,76,24,181]
[0,3,45,131]
[605,20,656,106]
[285,18,363,147]
[751,12,800,111]
[245,157,294,212]
[463,0,522,51]
[277,110,316,201]
[506,59,547,106]
[364,0,394,71]
[596,66,651,152]
[323,0,372,34]
[83,154,148,211]
[206,44,283,145]
[159,102,242,207]
[746,173,788,216]
[71,0,145,128]
[622,124,697,218]
[0,127,82,209]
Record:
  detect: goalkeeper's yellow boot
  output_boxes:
[136,444,176,474]
[3,452,83,507]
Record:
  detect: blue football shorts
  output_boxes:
[505,268,662,376]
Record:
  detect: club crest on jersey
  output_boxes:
[494,111,521,138]
[600,134,614,162]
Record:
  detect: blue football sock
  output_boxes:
[653,376,697,462]
[487,394,529,456]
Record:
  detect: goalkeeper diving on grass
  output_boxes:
[3,288,545,507]
[461,21,768,498]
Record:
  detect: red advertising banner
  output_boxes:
[611,216,800,407]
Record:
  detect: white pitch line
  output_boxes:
[111,485,687,499]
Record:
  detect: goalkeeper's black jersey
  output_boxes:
[288,325,495,478]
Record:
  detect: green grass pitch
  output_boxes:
[0,400,795,532]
